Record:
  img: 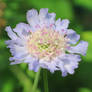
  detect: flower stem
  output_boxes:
[32,68,41,92]
[43,69,49,92]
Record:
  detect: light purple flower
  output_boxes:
[5,8,88,76]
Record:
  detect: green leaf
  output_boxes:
[81,31,92,62]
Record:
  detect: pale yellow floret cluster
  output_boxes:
[27,28,68,61]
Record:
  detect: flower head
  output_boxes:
[5,8,88,76]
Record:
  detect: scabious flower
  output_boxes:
[5,8,88,76]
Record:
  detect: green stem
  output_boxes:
[43,69,49,92]
[32,68,41,92]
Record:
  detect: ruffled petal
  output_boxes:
[28,59,40,72]
[66,29,80,44]
[39,8,56,28]
[5,26,18,40]
[55,19,69,35]
[5,38,25,47]
[39,8,48,18]
[67,41,88,56]
[60,19,69,29]
[6,40,28,57]
[56,19,69,29]
[47,61,58,73]
[26,9,39,30]
[13,23,31,39]
[10,60,23,65]
[9,53,30,65]
[58,54,81,76]
[39,59,49,69]
[55,58,67,76]
[39,59,57,73]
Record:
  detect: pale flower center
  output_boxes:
[27,28,67,61]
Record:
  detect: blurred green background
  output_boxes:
[0,0,92,92]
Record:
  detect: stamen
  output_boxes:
[27,28,68,61]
